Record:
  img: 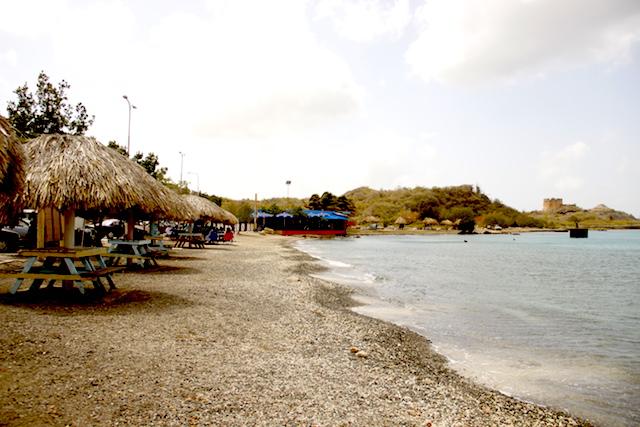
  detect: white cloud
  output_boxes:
[141,0,362,138]
[0,50,17,67]
[406,0,640,85]
[539,142,590,191]
[0,0,67,38]
[364,133,441,188]
[314,0,411,42]
[0,0,362,143]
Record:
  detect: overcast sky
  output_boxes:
[1,0,639,215]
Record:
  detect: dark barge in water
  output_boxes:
[569,228,589,238]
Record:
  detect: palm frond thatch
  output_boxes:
[423,217,438,225]
[362,215,380,223]
[440,219,454,226]
[0,116,25,223]
[394,216,407,225]
[182,194,227,222]
[221,209,238,225]
[22,134,185,218]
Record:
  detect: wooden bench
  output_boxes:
[0,266,124,294]
[0,266,123,280]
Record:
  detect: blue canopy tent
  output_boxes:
[254,209,349,235]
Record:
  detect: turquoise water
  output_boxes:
[295,231,640,426]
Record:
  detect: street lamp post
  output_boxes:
[284,180,291,231]
[122,95,137,155]
[179,151,185,185]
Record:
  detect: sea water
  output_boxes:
[294,231,640,426]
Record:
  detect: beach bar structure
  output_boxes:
[256,209,349,236]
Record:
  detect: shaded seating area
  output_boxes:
[104,239,159,268]
[0,247,123,295]
[175,233,205,249]
[1,133,198,296]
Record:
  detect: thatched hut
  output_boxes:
[395,216,407,229]
[22,134,190,246]
[423,217,438,226]
[0,116,25,224]
[440,219,454,228]
[221,209,238,226]
[182,194,226,222]
[362,215,380,223]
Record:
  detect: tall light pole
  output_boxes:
[286,180,291,199]
[179,151,185,185]
[122,95,136,155]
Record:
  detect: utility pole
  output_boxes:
[122,95,136,155]
[179,151,185,186]
[254,193,258,231]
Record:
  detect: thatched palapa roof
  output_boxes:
[0,116,25,224]
[182,194,227,222]
[394,216,407,225]
[22,134,187,218]
[423,217,438,225]
[181,194,239,225]
[222,209,238,225]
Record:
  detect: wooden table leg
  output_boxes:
[81,257,106,294]
[95,255,116,291]
[62,258,85,294]
[29,258,55,292]
[10,256,36,294]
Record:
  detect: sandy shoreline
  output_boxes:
[0,234,592,426]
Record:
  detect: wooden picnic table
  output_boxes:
[175,233,205,249]
[105,239,159,268]
[0,247,122,295]
[145,235,171,256]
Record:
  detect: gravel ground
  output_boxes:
[0,234,593,426]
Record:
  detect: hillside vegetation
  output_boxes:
[530,203,640,229]
[220,186,639,230]
[345,185,544,228]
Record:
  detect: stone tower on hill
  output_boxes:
[543,198,563,212]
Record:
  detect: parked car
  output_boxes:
[0,218,32,252]
[96,219,146,242]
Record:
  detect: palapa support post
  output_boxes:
[126,211,135,240]
[36,210,46,248]
[62,209,75,248]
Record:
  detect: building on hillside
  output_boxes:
[543,198,563,212]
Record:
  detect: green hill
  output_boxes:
[529,203,640,229]
[344,185,544,228]
[220,186,639,230]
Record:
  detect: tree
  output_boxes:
[107,140,128,156]
[107,141,169,184]
[307,194,321,210]
[200,192,222,206]
[319,192,337,210]
[449,207,476,234]
[6,71,94,138]
[336,195,355,213]
[132,151,168,182]
[568,214,580,228]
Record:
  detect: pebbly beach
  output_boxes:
[0,234,591,426]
